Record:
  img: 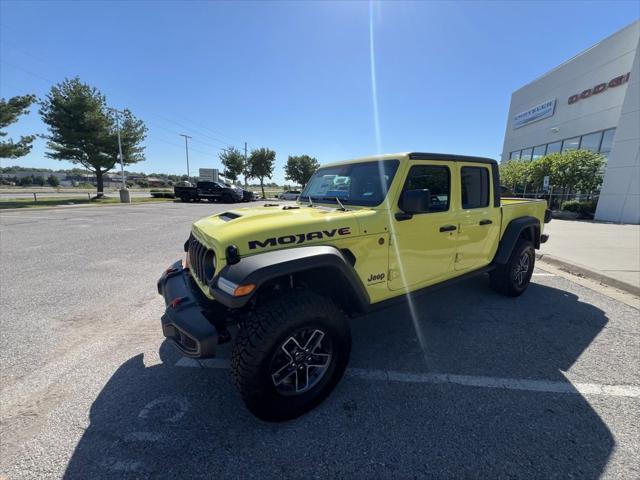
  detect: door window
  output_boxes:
[401,165,450,212]
[461,166,489,209]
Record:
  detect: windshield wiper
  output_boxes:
[335,197,348,211]
[306,195,314,208]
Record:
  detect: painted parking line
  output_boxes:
[532,273,556,276]
[175,357,639,399]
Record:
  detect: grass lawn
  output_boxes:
[0,196,174,210]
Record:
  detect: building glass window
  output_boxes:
[532,145,546,159]
[546,141,561,154]
[520,148,533,161]
[562,137,580,151]
[509,151,520,160]
[580,131,603,152]
[600,128,616,154]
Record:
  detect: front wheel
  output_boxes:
[490,239,535,297]
[231,291,351,421]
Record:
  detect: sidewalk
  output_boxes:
[539,219,640,296]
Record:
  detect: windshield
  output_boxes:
[299,160,399,206]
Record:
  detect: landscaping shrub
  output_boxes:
[562,200,597,217]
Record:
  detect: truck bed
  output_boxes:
[500,197,548,237]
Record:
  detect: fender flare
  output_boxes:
[493,216,540,265]
[210,246,370,310]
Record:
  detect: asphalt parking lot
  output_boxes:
[1,202,639,479]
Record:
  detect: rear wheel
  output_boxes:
[490,239,535,297]
[231,291,351,421]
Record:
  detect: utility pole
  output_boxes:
[107,107,129,203]
[107,107,126,188]
[244,141,248,188]
[180,134,192,182]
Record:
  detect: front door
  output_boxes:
[454,163,500,271]
[388,162,458,291]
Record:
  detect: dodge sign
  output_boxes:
[568,72,630,105]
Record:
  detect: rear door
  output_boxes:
[454,163,500,271]
[198,182,221,197]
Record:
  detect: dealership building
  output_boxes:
[501,20,640,224]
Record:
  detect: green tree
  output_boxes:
[219,146,245,182]
[284,155,319,188]
[18,175,34,186]
[39,77,147,197]
[0,94,37,158]
[249,147,276,199]
[33,175,46,186]
[572,149,606,193]
[47,174,60,187]
[528,150,605,205]
[499,160,530,192]
[527,155,553,191]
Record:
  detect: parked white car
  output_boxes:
[279,190,301,201]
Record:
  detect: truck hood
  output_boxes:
[192,204,375,258]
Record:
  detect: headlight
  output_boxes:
[226,245,240,265]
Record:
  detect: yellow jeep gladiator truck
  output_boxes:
[157,152,551,421]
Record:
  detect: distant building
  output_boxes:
[502,21,639,224]
[146,177,166,187]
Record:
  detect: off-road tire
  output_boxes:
[490,238,535,297]
[231,291,351,421]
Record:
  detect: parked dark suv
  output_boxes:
[174,181,243,203]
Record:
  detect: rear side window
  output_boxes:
[402,165,450,212]
[461,166,489,209]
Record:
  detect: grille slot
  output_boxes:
[188,234,216,285]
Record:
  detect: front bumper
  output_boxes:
[157,261,219,358]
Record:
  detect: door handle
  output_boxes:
[479,219,493,225]
[439,225,457,232]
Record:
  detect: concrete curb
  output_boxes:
[0,200,173,213]
[0,198,285,214]
[536,253,640,297]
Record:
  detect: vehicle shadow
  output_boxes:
[64,277,614,479]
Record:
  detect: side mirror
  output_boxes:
[400,188,431,214]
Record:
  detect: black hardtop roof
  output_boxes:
[408,152,497,165]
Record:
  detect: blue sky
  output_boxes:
[1,1,638,183]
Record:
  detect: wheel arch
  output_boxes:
[211,246,370,314]
[493,216,540,265]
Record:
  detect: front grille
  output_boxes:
[187,234,216,285]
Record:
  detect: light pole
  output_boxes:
[108,107,130,203]
[244,141,248,188]
[180,134,192,182]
